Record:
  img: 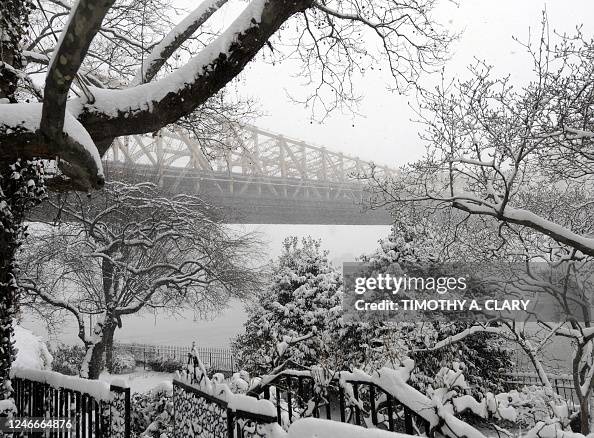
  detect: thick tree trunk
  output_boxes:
[86,340,106,380]
[103,321,116,373]
[573,345,592,434]
[579,398,591,435]
[101,258,118,373]
[84,317,117,379]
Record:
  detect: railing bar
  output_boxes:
[87,395,93,438]
[387,394,394,431]
[353,383,360,425]
[75,392,81,438]
[404,406,414,435]
[81,394,86,438]
[339,385,346,423]
[94,400,100,438]
[275,386,281,425]
[286,377,293,424]
[370,386,377,425]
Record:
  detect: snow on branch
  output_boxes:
[0,103,103,190]
[74,0,312,150]
[133,0,229,85]
[452,200,594,258]
[41,0,115,143]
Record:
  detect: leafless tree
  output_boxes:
[18,181,262,379]
[366,21,594,432]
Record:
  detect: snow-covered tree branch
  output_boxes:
[19,182,263,378]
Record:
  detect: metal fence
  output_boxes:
[13,376,131,438]
[114,342,236,373]
[502,372,579,406]
[173,378,278,438]
[248,372,432,436]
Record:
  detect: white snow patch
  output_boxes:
[288,418,415,438]
[13,325,53,371]
[0,103,103,178]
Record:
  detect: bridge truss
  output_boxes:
[103,125,396,225]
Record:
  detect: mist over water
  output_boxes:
[21,224,390,348]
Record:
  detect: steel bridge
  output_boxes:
[102,125,395,225]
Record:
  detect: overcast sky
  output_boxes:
[197,0,594,169]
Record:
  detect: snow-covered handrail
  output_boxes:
[11,367,116,401]
[252,360,489,438]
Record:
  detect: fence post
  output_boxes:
[226,408,234,438]
[125,387,131,438]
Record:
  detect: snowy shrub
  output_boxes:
[13,325,52,370]
[358,219,513,397]
[232,237,344,375]
[147,357,184,373]
[111,352,136,374]
[52,344,136,376]
[51,344,87,376]
[493,386,568,428]
[130,385,173,438]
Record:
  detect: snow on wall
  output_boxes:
[11,367,113,401]
[13,325,53,371]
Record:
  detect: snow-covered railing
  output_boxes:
[12,367,130,438]
[172,375,283,438]
[247,365,434,437]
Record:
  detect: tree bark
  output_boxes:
[573,343,592,434]
[86,340,106,380]
[85,317,118,379]
[104,323,116,373]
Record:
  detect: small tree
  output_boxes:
[232,237,343,375]
[20,182,262,378]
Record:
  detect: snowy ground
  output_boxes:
[99,367,174,393]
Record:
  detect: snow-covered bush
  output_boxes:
[111,352,136,374]
[358,218,513,396]
[51,344,88,376]
[131,384,173,438]
[147,357,185,373]
[13,325,52,370]
[52,344,137,376]
[232,237,343,374]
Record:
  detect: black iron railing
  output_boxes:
[12,376,131,438]
[248,372,432,436]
